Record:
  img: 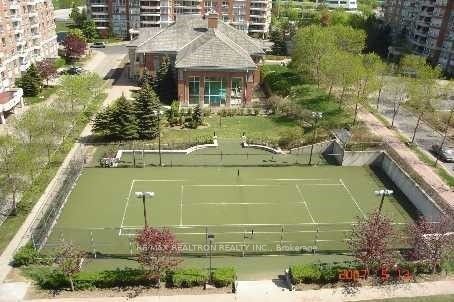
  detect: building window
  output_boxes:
[188,76,200,104]
[231,77,243,106]
[204,77,226,106]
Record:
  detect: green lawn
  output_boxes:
[82,254,353,280]
[55,20,73,33]
[24,86,57,105]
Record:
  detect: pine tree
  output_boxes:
[16,64,42,97]
[139,73,154,88]
[192,105,203,129]
[133,82,160,139]
[155,56,177,104]
[113,96,138,140]
[81,19,98,42]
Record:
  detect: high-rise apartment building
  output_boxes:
[87,0,272,39]
[0,0,58,92]
[384,0,454,73]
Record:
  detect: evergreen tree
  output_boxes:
[16,64,42,97]
[93,96,138,140]
[192,105,203,128]
[270,27,286,55]
[69,3,81,26]
[133,82,160,139]
[139,72,155,88]
[81,19,98,42]
[155,56,177,104]
[114,96,139,140]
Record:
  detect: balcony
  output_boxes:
[16,39,26,46]
[28,12,38,17]
[0,88,24,124]
[141,12,160,16]
[14,28,24,34]
[9,2,20,9]
[91,2,108,6]
[11,15,21,22]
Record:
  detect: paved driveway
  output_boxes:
[377,98,454,174]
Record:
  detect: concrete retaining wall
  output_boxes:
[331,140,443,220]
[376,153,443,220]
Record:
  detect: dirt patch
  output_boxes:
[24,284,231,300]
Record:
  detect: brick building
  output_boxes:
[127,13,265,107]
[0,0,58,92]
[384,0,454,74]
[87,0,272,39]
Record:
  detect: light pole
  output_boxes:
[374,189,393,213]
[207,233,215,283]
[153,109,162,166]
[434,108,453,167]
[309,111,323,165]
[135,191,155,227]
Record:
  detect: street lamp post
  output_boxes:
[207,234,215,283]
[434,108,453,167]
[374,189,393,213]
[153,110,162,166]
[135,191,155,227]
[309,112,323,165]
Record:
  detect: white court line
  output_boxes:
[134,179,186,182]
[120,222,357,229]
[119,179,136,235]
[257,178,329,181]
[300,184,343,186]
[189,202,279,205]
[295,184,316,224]
[187,184,275,187]
[339,178,366,218]
[179,185,184,226]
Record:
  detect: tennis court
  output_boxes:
[44,164,415,255]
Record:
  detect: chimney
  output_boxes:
[207,10,219,29]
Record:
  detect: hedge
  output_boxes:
[290,261,440,285]
[12,245,40,267]
[211,267,236,288]
[166,268,207,288]
[24,266,236,290]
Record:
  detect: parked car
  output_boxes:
[431,144,454,162]
[66,66,84,75]
[91,41,106,48]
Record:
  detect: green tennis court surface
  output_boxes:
[44,165,415,255]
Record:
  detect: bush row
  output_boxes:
[289,261,441,285]
[23,266,236,290]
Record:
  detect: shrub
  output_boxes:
[167,268,207,288]
[289,264,321,284]
[278,128,302,149]
[23,266,69,289]
[13,245,40,267]
[211,267,236,288]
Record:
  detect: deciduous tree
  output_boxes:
[64,29,87,59]
[400,55,441,143]
[136,227,181,286]
[407,216,454,273]
[37,59,57,86]
[55,241,85,291]
[348,210,397,272]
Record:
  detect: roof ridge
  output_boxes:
[175,32,216,64]
[214,29,254,63]
[136,27,167,48]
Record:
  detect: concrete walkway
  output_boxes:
[19,279,454,302]
[0,53,135,284]
[358,107,454,209]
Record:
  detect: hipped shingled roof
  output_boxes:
[128,15,265,70]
